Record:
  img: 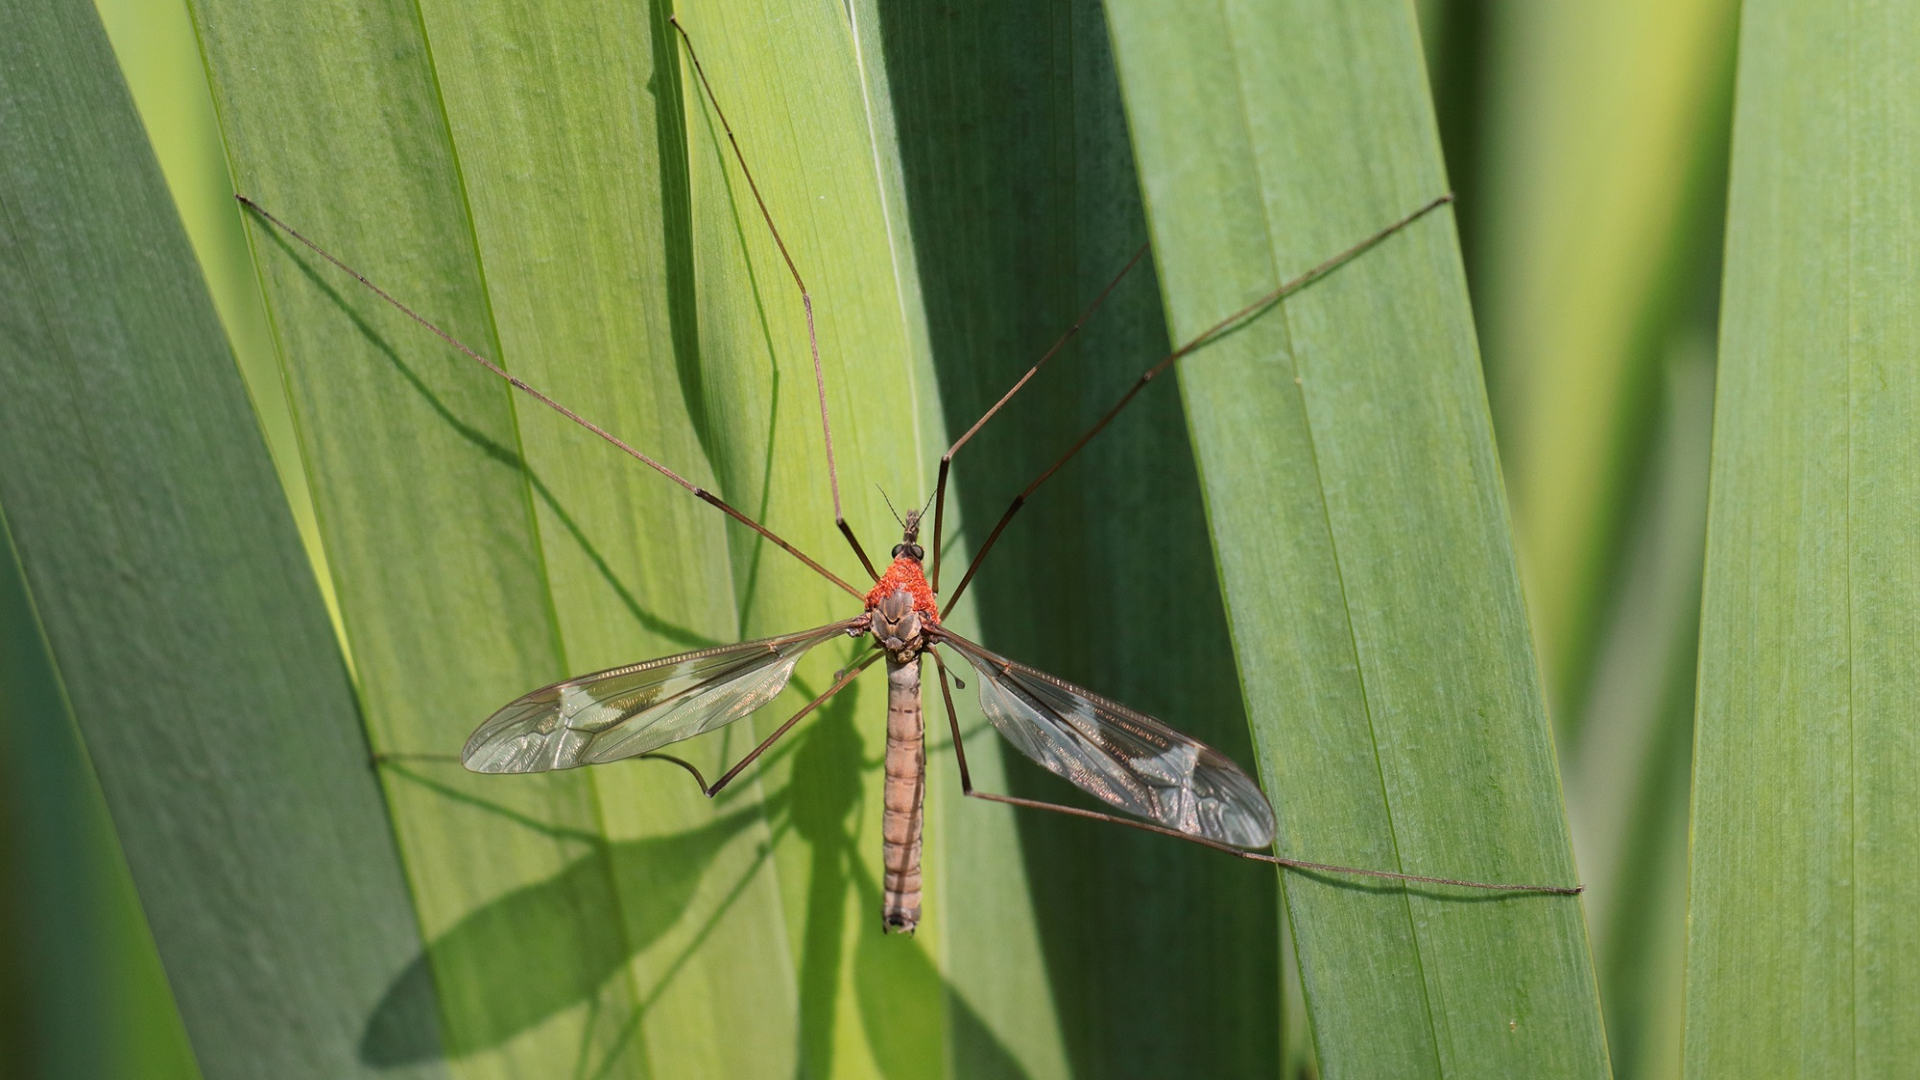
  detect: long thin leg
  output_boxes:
[235,197,865,602]
[946,193,1454,609]
[643,648,883,798]
[930,242,1151,593]
[669,15,879,583]
[928,649,1581,895]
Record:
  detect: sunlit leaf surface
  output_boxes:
[190,0,1062,1074]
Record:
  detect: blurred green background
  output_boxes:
[3,0,1737,1077]
[1422,2,1735,1079]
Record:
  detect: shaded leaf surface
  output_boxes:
[871,1,1279,1074]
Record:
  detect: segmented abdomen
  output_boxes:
[881,658,925,933]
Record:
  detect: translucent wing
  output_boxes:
[936,630,1276,848]
[464,619,863,773]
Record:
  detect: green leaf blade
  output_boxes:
[403,1,799,1072]
[1688,2,1920,1074]
[867,1,1284,1075]
[0,0,434,1075]
[1103,1,1609,1076]
[193,0,764,1073]
[673,4,1071,1074]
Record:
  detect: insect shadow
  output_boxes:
[355,774,774,1067]
[360,678,1030,1079]
[271,222,1029,1074]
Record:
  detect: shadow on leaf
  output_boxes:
[848,858,1034,1080]
[359,804,764,1065]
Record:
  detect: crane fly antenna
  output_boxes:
[234,195,864,601]
[878,485,905,529]
[669,14,880,584]
[931,241,1150,593]
[946,193,1455,609]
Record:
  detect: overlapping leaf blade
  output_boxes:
[0,1,430,1076]
[21,0,1644,1072]
[189,0,1061,1075]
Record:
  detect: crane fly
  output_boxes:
[239,15,1580,936]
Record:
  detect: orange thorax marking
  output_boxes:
[866,557,940,622]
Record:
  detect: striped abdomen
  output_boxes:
[881,657,925,933]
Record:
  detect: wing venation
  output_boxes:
[463,619,862,774]
[936,630,1276,848]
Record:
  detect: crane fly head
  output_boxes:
[877,485,932,559]
[892,509,925,561]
